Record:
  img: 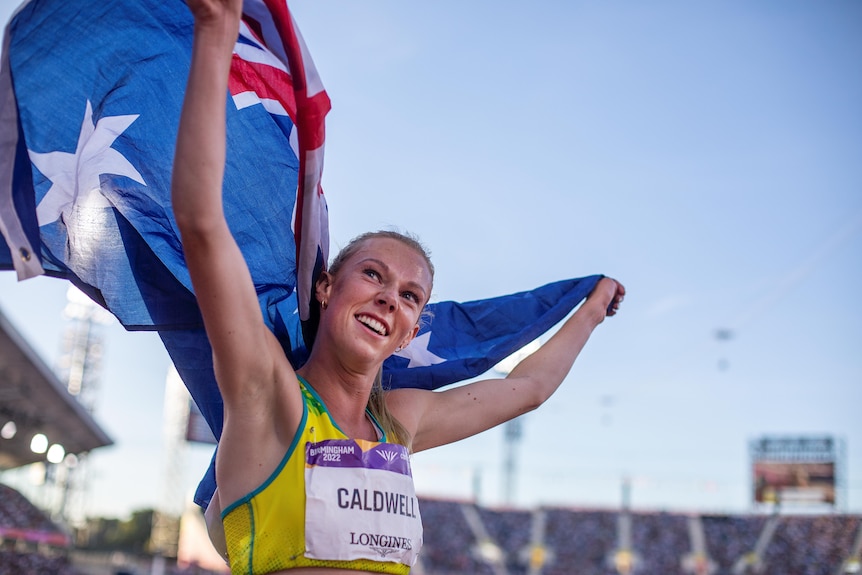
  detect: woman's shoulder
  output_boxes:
[383,387,430,433]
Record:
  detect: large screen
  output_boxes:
[753,460,835,504]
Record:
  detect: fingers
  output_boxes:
[603,278,625,317]
[187,0,243,25]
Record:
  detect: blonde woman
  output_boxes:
[173,1,624,573]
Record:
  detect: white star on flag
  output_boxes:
[30,100,145,227]
[394,331,446,368]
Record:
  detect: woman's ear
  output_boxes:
[315,271,333,305]
[399,324,421,351]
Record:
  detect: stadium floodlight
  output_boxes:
[30,432,48,454]
[64,285,115,324]
[64,453,79,468]
[0,420,16,439]
[474,539,504,564]
[47,443,66,464]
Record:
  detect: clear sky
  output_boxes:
[1,0,860,519]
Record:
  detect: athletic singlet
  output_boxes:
[221,378,423,574]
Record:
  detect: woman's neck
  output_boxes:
[297,359,379,441]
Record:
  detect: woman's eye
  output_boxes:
[402,291,418,303]
[363,268,380,280]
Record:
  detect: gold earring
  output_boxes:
[321,299,328,310]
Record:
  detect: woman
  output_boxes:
[173,1,625,573]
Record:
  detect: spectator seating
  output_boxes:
[417,497,862,575]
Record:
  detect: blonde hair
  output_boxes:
[329,230,434,451]
[329,229,434,285]
[367,369,412,451]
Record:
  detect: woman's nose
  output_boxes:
[377,288,396,311]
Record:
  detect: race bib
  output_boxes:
[304,439,423,566]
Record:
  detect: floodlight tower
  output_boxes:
[59,286,113,410]
[54,286,113,524]
[150,365,189,562]
[494,340,540,506]
[502,418,523,505]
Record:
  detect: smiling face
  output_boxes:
[315,236,434,367]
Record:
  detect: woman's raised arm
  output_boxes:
[388,278,625,453]
[172,1,289,406]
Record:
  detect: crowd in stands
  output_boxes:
[0,548,79,575]
[542,508,617,574]
[701,513,767,571]
[418,498,495,574]
[762,514,860,575]
[0,483,77,574]
[417,498,862,575]
[476,506,532,574]
[629,512,689,574]
[0,483,64,536]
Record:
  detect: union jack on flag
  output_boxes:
[231,0,332,340]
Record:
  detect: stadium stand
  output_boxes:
[0,483,78,574]
[701,513,766,573]
[419,497,496,574]
[417,498,862,575]
[0,305,111,470]
[476,506,532,574]
[630,512,689,574]
[1,304,110,574]
[529,507,617,574]
[0,483,68,540]
[762,514,861,575]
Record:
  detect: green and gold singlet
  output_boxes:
[222,378,422,574]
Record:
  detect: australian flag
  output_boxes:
[0,0,603,507]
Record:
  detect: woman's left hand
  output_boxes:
[587,277,625,319]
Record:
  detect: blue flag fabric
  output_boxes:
[0,0,604,508]
[383,275,603,390]
[0,0,300,329]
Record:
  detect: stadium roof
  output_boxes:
[0,306,112,470]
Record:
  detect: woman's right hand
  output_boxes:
[186,0,242,26]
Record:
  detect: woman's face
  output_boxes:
[319,237,433,364]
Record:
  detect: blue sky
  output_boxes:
[1,1,860,518]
